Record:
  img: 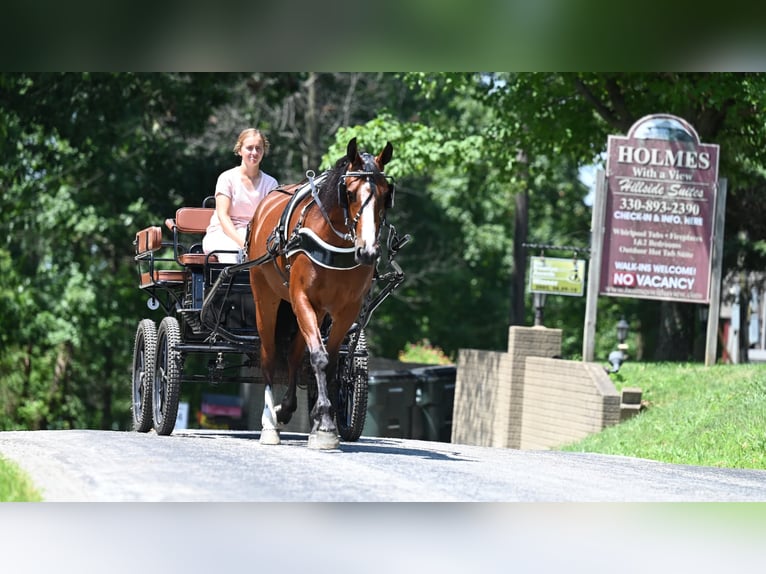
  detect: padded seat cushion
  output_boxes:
[140,270,187,287]
[178,253,218,266]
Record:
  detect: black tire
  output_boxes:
[335,330,369,441]
[131,319,157,433]
[153,316,182,436]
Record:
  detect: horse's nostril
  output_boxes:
[355,246,379,265]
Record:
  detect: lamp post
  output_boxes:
[608,316,630,373]
[533,292,546,327]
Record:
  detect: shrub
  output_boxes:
[398,339,453,365]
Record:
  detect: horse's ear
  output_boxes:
[346,137,359,162]
[377,141,393,169]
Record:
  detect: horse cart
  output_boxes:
[131,139,408,448]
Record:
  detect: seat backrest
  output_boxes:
[174,207,214,233]
[135,226,163,254]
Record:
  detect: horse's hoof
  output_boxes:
[307,430,339,450]
[260,428,281,445]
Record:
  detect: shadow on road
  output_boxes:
[341,439,472,462]
[174,430,471,462]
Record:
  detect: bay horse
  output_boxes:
[247,137,394,449]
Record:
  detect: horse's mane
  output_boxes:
[317,151,381,210]
[315,155,350,211]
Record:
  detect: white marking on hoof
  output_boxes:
[307,430,340,450]
[260,427,281,445]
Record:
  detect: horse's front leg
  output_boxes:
[291,297,339,450]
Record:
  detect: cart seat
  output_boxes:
[178,253,218,266]
[165,207,221,266]
[135,226,163,254]
[166,207,214,234]
[139,270,187,287]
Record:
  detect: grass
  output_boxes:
[0,455,43,502]
[560,361,766,469]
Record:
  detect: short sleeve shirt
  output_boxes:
[206,167,278,233]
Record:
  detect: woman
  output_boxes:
[203,128,278,263]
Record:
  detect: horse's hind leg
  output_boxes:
[260,384,281,445]
[273,333,306,426]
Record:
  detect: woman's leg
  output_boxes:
[203,228,246,264]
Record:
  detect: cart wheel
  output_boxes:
[335,330,369,442]
[131,319,157,433]
[153,316,182,436]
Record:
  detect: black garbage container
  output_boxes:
[362,369,418,438]
[412,365,456,442]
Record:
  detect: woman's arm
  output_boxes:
[215,194,245,248]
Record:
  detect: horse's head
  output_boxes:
[339,137,395,265]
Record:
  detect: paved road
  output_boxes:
[1,429,766,501]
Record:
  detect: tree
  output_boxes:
[0,73,242,429]
[317,75,587,357]
[365,73,766,362]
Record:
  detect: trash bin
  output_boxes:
[363,369,418,438]
[412,365,456,442]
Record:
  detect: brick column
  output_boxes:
[504,326,562,448]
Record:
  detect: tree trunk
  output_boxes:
[509,188,529,326]
[304,72,319,170]
[738,270,750,363]
[654,301,695,361]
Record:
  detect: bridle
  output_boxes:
[339,169,395,231]
[306,167,395,243]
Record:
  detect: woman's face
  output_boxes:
[240,134,265,167]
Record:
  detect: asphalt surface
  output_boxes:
[1,429,766,501]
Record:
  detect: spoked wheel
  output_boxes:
[131,319,157,433]
[334,330,369,442]
[153,316,182,436]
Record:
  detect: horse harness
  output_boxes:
[243,167,395,287]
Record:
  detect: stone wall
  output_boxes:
[452,326,621,450]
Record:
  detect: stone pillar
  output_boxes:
[504,326,562,447]
[452,326,562,448]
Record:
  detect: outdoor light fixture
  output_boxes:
[616,317,629,344]
[608,316,630,374]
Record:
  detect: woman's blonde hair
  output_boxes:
[233,128,270,156]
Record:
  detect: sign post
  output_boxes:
[583,170,607,361]
[705,178,727,365]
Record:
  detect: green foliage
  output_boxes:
[0,73,242,430]
[2,72,766,432]
[561,362,766,469]
[0,456,42,502]
[398,340,454,365]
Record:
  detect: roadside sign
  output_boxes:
[600,114,720,303]
[529,256,586,296]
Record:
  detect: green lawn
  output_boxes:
[0,455,42,502]
[560,361,766,469]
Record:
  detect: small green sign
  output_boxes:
[528,256,586,296]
